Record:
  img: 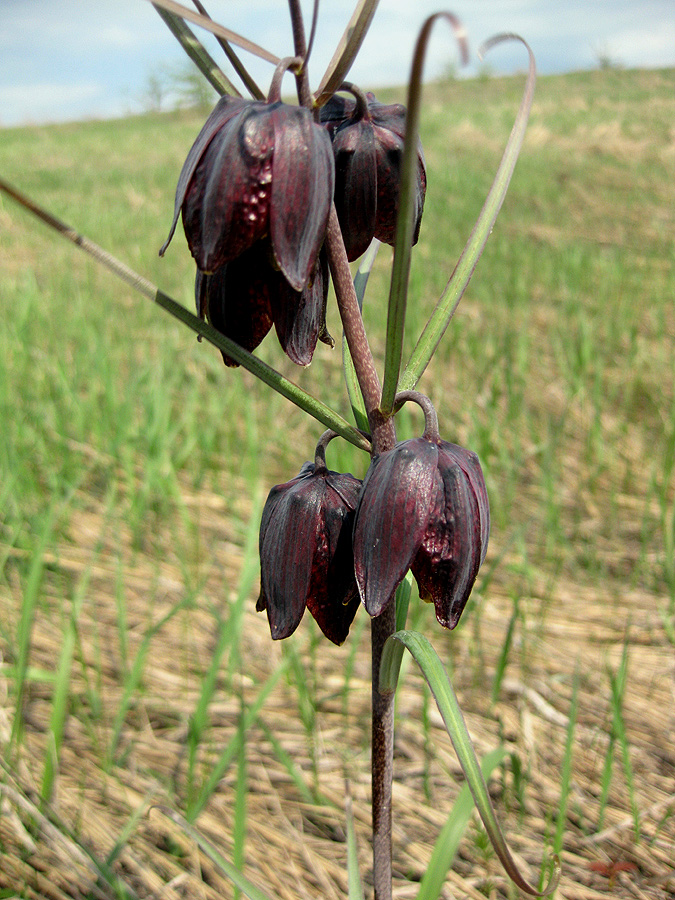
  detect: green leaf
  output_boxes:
[380,13,468,415]
[380,630,560,896]
[345,787,365,900]
[150,0,280,66]
[0,177,371,455]
[152,4,242,97]
[398,33,536,395]
[342,241,379,432]
[417,747,506,900]
[314,0,381,105]
[153,807,275,900]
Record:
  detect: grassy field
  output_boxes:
[1,64,674,899]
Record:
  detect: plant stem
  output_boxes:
[325,202,397,900]
[325,207,395,451]
[371,600,396,900]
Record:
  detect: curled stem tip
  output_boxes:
[394,391,439,440]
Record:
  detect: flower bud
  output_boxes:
[161,95,334,292]
[353,436,489,629]
[325,92,426,260]
[257,462,362,644]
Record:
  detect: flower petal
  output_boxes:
[353,438,438,616]
[269,104,335,291]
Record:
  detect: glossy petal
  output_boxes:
[196,243,273,367]
[411,458,482,629]
[258,465,362,644]
[271,250,329,366]
[269,104,335,291]
[183,103,274,272]
[329,94,426,259]
[437,441,490,563]
[160,95,250,257]
[353,438,438,616]
[333,120,377,261]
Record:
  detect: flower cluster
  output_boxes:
[258,400,489,645]
[160,71,424,366]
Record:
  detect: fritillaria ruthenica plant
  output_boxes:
[0,1,560,898]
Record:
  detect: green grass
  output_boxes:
[1,66,674,899]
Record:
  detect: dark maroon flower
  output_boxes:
[323,91,426,260]
[257,458,362,644]
[352,435,489,629]
[196,242,330,367]
[161,94,334,291]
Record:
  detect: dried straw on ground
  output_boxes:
[1,462,673,900]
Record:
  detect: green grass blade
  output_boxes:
[417,746,506,900]
[343,241,379,432]
[380,630,560,896]
[153,806,275,900]
[152,4,242,97]
[552,667,579,857]
[187,0,264,99]
[345,787,365,900]
[233,696,248,900]
[398,34,536,395]
[0,177,370,454]
[609,636,640,840]
[380,13,468,415]
[189,657,290,820]
[9,504,57,750]
[150,0,280,66]
[314,0,381,105]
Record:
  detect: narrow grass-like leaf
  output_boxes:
[152,4,241,96]
[399,34,536,394]
[380,13,468,415]
[154,806,275,900]
[314,0,380,105]
[189,657,290,820]
[258,718,318,806]
[491,595,519,705]
[9,504,56,750]
[149,0,280,65]
[345,785,365,900]
[417,746,506,900]
[233,697,248,900]
[380,630,560,896]
[0,178,370,453]
[108,594,195,766]
[187,0,264,99]
[609,635,640,840]
[41,500,111,802]
[552,667,579,858]
[343,241,379,432]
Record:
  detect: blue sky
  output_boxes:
[1,0,674,127]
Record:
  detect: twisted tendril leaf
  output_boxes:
[153,4,241,97]
[149,0,280,66]
[0,177,369,454]
[398,33,536,395]
[380,12,469,417]
[380,630,561,896]
[314,0,381,106]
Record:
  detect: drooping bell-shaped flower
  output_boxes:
[352,394,489,629]
[257,438,363,644]
[323,89,426,260]
[196,242,331,367]
[161,88,334,292]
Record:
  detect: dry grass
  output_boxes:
[1,455,673,899]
